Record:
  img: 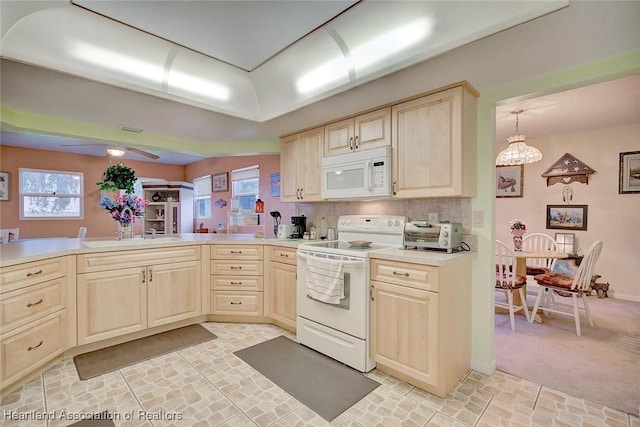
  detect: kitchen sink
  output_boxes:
[82,237,184,248]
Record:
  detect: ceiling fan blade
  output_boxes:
[127,147,159,160]
[60,143,103,147]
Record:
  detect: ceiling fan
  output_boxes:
[60,143,160,160]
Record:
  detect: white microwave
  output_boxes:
[322,146,391,200]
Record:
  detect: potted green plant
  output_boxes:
[96,163,137,194]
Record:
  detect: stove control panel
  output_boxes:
[338,215,406,234]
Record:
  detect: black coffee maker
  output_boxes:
[291,216,307,239]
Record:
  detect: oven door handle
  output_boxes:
[296,252,366,266]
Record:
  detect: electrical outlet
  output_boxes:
[428,212,438,222]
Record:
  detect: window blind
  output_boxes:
[231,165,259,182]
[193,175,212,196]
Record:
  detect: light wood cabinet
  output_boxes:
[265,246,297,332]
[76,247,201,344]
[324,107,391,156]
[280,126,323,202]
[370,257,471,398]
[391,85,477,198]
[0,256,69,392]
[1,311,67,386]
[210,245,264,317]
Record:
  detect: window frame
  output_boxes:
[193,175,212,219]
[19,167,84,220]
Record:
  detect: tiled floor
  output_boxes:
[2,322,638,427]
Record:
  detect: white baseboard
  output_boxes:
[470,358,496,375]
[608,292,640,302]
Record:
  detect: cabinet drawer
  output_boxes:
[371,259,439,292]
[267,246,297,266]
[210,260,263,276]
[0,278,66,332]
[211,291,263,316]
[1,257,67,294]
[77,246,200,273]
[1,310,67,385]
[211,275,263,291]
[211,245,263,260]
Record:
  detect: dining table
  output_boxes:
[496,250,569,323]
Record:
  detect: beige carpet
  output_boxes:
[495,294,640,415]
[74,324,216,380]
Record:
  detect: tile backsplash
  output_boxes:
[297,198,472,235]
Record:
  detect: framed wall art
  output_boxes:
[270,173,281,197]
[496,165,523,198]
[546,204,588,231]
[0,172,9,201]
[212,172,229,192]
[619,151,640,194]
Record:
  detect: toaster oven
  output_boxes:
[403,221,463,253]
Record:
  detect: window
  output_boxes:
[193,175,212,219]
[19,168,83,219]
[231,165,259,212]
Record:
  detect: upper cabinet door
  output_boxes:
[392,86,477,198]
[280,127,323,202]
[324,107,391,156]
[299,127,324,202]
[280,133,300,202]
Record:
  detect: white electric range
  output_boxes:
[296,215,406,372]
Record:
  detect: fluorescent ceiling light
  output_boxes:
[68,42,163,83]
[296,18,432,94]
[169,71,230,101]
[351,18,433,72]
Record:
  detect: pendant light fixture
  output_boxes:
[106,147,126,157]
[496,109,542,166]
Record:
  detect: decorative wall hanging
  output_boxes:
[546,204,588,231]
[212,172,229,192]
[541,153,595,186]
[561,185,573,204]
[270,173,281,197]
[214,198,227,208]
[0,172,9,201]
[618,151,640,194]
[496,165,523,198]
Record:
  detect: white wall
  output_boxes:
[496,124,640,300]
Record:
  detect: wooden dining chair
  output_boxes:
[495,240,530,331]
[522,233,559,303]
[530,240,603,336]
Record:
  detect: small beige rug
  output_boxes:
[74,324,216,380]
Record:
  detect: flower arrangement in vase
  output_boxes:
[509,219,527,251]
[98,193,149,239]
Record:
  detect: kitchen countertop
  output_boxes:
[370,247,473,266]
[0,235,473,268]
[0,234,308,268]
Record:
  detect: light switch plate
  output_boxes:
[428,212,438,222]
[472,211,484,228]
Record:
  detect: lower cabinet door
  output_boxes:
[370,280,439,387]
[1,310,67,385]
[77,268,147,345]
[147,261,201,328]
[268,262,297,330]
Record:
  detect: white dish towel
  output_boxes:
[305,256,345,305]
